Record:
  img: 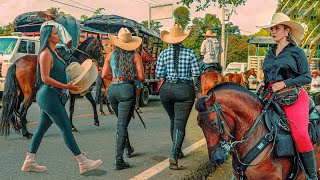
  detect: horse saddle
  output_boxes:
[264,98,320,179]
[199,62,222,74]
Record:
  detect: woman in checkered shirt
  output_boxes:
[156,24,201,170]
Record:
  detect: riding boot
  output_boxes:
[21,152,47,172]
[113,133,130,170]
[125,134,134,158]
[300,150,318,180]
[170,129,184,159]
[169,129,184,169]
[75,152,103,174]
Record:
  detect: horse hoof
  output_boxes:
[72,127,78,132]
[110,111,114,115]
[100,112,106,116]
[94,121,100,127]
[137,108,142,113]
[23,132,33,139]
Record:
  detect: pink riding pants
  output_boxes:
[280,88,313,153]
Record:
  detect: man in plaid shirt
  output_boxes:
[155,24,201,170]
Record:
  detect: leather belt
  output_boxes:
[110,80,134,85]
[166,79,193,84]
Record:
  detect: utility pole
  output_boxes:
[148,4,151,29]
[221,8,226,70]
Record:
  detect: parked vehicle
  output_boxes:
[0,34,40,91]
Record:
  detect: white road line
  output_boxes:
[130,138,206,180]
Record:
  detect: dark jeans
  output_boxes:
[107,83,136,160]
[159,82,195,137]
[30,85,81,156]
[310,92,320,106]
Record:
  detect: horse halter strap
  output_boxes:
[199,96,235,141]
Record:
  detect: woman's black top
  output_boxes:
[262,41,311,87]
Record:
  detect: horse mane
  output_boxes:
[77,36,94,51]
[212,82,259,100]
[196,82,261,113]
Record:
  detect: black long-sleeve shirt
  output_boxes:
[262,41,311,87]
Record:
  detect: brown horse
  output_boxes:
[224,68,257,87]
[200,70,224,96]
[0,37,104,138]
[195,83,320,179]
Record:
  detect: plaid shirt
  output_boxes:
[156,45,200,81]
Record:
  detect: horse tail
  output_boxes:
[0,63,21,136]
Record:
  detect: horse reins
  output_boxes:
[199,92,278,179]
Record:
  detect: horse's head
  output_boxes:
[195,90,234,165]
[248,68,257,78]
[76,36,104,65]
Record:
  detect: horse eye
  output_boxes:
[210,121,218,128]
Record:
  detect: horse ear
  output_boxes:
[209,90,216,103]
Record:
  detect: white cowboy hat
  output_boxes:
[38,8,62,19]
[257,13,304,43]
[202,30,217,37]
[311,69,320,74]
[160,24,191,44]
[66,59,98,94]
[109,28,142,51]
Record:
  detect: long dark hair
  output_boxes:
[36,25,54,87]
[114,46,135,80]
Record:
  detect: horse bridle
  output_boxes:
[198,93,277,170]
[198,96,234,152]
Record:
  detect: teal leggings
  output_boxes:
[29,85,81,156]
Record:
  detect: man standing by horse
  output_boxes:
[38,8,75,63]
[199,30,223,73]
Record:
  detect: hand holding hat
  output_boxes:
[66,59,98,94]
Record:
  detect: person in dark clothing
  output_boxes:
[156,24,201,169]
[257,13,317,179]
[102,27,144,170]
[21,25,102,174]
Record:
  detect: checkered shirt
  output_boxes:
[156,45,200,81]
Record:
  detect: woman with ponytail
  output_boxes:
[21,25,102,174]
[102,28,144,170]
[156,24,201,169]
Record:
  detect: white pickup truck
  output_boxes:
[0,34,40,92]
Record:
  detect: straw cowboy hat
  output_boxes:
[109,28,142,51]
[66,59,98,94]
[257,13,304,43]
[38,8,62,19]
[202,30,217,37]
[312,69,320,74]
[160,24,191,44]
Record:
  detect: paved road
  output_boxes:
[0,96,207,180]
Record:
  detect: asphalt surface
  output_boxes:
[0,96,211,180]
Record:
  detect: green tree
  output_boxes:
[180,0,247,11]
[0,23,14,36]
[93,8,105,15]
[81,15,89,21]
[141,20,163,33]
[173,6,190,30]
[252,29,270,37]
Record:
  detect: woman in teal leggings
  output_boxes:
[21,25,102,174]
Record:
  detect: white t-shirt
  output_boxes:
[200,37,223,63]
[310,76,320,93]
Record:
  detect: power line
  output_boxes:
[147,0,161,5]
[50,0,95,13]
[66,0,96,10]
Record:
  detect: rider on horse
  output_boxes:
[199,30,223,73]
[258,13,317,179]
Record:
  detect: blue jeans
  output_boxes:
[29,85,81,156]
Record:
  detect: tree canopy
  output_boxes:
[180,0,247,11]
[173,6,191,30]
[141,20,163,33]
